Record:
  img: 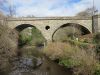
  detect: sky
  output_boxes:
[0,0,100,17]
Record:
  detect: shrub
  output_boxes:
[70,49,97,75]
[0,22,18,72]
[18,27,45,46]
[18,28,33,46]
[93,33,100,44]
[93,33,100,59]
[31,27,45,45]
[43,42,70,60]
[43,42,98,75]
[63,39,93,50]
[95,45,100,53]
[8,29,19,44]
[94,63,100,75]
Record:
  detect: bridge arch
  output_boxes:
[14,24,46,46]
[15,24,37,32]
[52,23,91,41]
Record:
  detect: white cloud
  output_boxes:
[14,0,100,17]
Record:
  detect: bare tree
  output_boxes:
[0,0,16,17]
[76,7,98,17]
[0,11,6,18]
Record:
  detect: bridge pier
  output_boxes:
[92,15,99,33]
[98,15,100,32]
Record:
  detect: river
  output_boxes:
[0,46,73,75]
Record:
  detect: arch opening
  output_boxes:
[52,23,91,42]
[15,24,33,32]
[15,24,46,48]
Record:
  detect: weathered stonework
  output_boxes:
[1,16,100,41]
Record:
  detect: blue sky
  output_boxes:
[0,0,100,17]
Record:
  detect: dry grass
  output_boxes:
[43,42,99,75]
[0,22,18,72]
[43,42,70,60]
[72,49,97,75]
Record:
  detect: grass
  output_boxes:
[0,22,18,72]
[43,42,99,75]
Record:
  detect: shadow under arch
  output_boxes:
[15,24,35,32]
[14,24,46,47]
[52,23,91,42]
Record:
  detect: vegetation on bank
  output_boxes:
[0,22,18,72]
[43,41,100,75]
[18,27,46,47]
[43,31,100,75]
[0,19,100,75]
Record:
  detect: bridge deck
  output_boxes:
[6,17,92,21]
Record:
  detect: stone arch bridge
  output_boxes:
[1,16,100,41]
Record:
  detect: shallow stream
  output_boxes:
[0,46,72,75]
